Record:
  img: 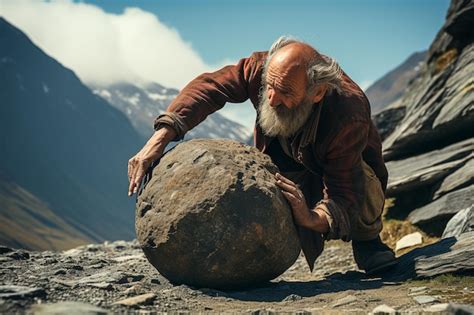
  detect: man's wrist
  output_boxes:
[309,208,330,233]
[139,126,176,161]
[153,125,177,144]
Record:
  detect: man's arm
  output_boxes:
[128,53,262,196]
[128,125,177,196]
[153,53,262,140]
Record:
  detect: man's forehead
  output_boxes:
[268,50,305,75]
[267,44,313,82]
[266,57,307,88]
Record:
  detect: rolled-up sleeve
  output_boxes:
[316,121,369,241]
[154,54,260,140]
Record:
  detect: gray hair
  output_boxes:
[266,36,344,94]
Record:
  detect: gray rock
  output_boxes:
[282,294,302,302]
[442,206,474,238]
[0,246,13,254]
[425,303,474,314]
[386,139,473,196]
[0,285,45,299]
[6,250,30,260]
[408,286,428,296]
[30,301,108,315]
[408,185,474,233]
[434,158,474,199]
[113,293,156,306]
[51,271,144,288]
[389,231,474,281]
[136,139,300,289]
[372,107,406,141]
[371,304,397,314]
[425,303,450,313]
[331,295,358,307]
[381,0,474,162]
[413,295,438,305]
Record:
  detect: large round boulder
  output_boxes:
[135,139,300,289]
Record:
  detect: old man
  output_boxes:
[128,36,397,274]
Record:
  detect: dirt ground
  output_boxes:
[1,239,473,314]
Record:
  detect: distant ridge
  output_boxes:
[366,51,427,114]
[0,17,144,249]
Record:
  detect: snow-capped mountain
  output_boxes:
[0,17,143,249]
[92,82,252,142]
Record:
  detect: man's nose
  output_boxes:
[267,89,280,107]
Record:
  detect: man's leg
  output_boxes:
[351,161,397,275]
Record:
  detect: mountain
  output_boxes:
[373,0,474,235]
[0,17,144,249]
[92,82,251,142]
[366,51,427,114]
[0,173,91,250]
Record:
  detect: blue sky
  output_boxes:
[81,0,449,88]
[1,0,450,130]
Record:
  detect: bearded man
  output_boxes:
[128,36,397,275]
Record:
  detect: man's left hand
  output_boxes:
[275,173,315,229]
[275,173,330,233]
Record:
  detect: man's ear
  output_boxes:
[312,83,328,103]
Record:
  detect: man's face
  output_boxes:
[258,60,315,138]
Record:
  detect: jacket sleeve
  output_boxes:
[315,120,369,241]
[153,53,260,140]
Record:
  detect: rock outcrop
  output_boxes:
[380,0,474,161]
[442,206,474,238]
[135,139,300,289]
[375,0,474,235]
[390,231,474,281]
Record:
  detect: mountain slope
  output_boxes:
[366,51,427,114]
[0,17,144,248]
[0,174,91,250]
[92,82,251,142]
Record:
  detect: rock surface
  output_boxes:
[380,0,474,161]
[375,0,474,238]
[30,302,108,315]
[371,304,397,314]
[385,139,473,196]
[442,206,474,238]
[135,139,300,289]
[408,185,474,233]
[0,239,472,314]
[389,231,474,281]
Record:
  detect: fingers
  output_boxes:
[128,157,144,197]
[275,177,299,196]
[281,190,298,205]
[128,181,136,197]
[275,173,296,186]
[128,158,136,196]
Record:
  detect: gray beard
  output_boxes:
[257,85,315,138]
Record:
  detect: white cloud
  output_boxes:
[0,0,224,89]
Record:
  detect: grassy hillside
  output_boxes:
[0,176,93,250]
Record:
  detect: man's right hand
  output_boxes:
[127,125,177,197]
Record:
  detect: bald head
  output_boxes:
[257,36,344,137]
[268,42,319,72]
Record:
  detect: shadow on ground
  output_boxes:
[198,234,472,302]
[199,271,384,302]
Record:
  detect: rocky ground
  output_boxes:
[1,239,473,314]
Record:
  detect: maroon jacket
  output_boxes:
[154,51,388,268]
